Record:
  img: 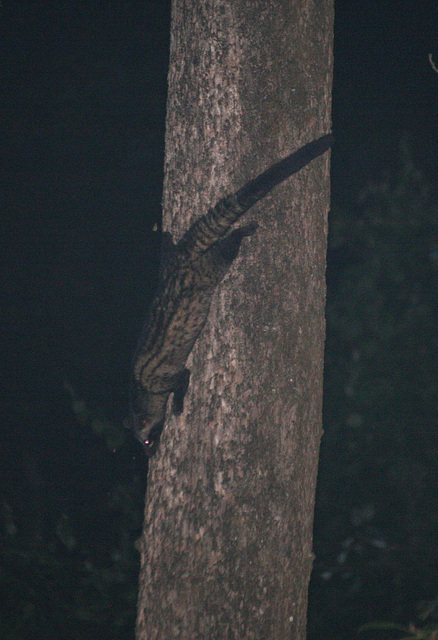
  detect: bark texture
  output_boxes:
[136,1,333,638]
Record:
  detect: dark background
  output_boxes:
[1,1,438,638]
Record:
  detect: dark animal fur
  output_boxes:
[127,134,333,456]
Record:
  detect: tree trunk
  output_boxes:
[136,1,333,639]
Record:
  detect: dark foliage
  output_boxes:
[309,138,438,639]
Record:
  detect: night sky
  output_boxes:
[1,1,438,638]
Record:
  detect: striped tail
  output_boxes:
[179,133,333,257]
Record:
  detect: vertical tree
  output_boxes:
[136,1,333,638]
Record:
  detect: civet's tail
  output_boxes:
[180,133,333,257]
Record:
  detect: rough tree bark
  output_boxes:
[136,1,333,639]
